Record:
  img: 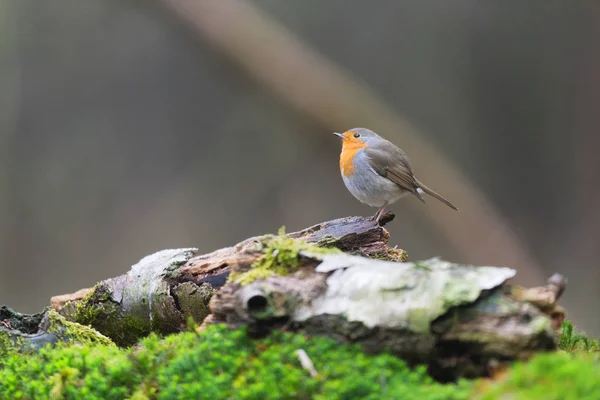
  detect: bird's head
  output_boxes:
[332,128,381,148]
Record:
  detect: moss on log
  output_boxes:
[0,306,113,356]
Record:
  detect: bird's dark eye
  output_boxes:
[353,133,360,138]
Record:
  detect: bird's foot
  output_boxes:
[372,211,395,226]
[372,206,386,224]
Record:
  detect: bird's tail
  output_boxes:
[414,178,459,211]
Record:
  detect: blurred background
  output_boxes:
[1,0,599,334]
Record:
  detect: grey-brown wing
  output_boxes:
[364,143,419,193]
[366,139,456,208]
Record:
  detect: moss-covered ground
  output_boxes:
[0,319,598,399]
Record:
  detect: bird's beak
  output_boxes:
[332,132,345,139]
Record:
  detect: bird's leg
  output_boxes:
[374,207,385,223]
[371,204,387,223]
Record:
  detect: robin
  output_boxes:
[333,128,458,223]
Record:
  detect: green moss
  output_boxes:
[0,331,21,358]
[0,330,11,352]
[469,320,600,399]
[0,324,473,400]
[0,340,138,399]
[46,311,115,348]
[474,352,600,400]
[558,320,600,353]
[1,312,113,359]
[230,226,342,286]
[172,282,214,325]
[49,366,79,400]
[385,247,408,262]
[72,284,110,326]
[122,315,152,343]
[2,320,600,399]
[228,226,408,285]
[66,284,151,347]
[369,248,408,262]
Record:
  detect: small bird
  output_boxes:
[333,128,458,222]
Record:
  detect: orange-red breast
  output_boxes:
[333,128,458,222]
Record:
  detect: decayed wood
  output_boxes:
[50,214,399,346]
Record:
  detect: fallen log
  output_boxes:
[34,213,565,380]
